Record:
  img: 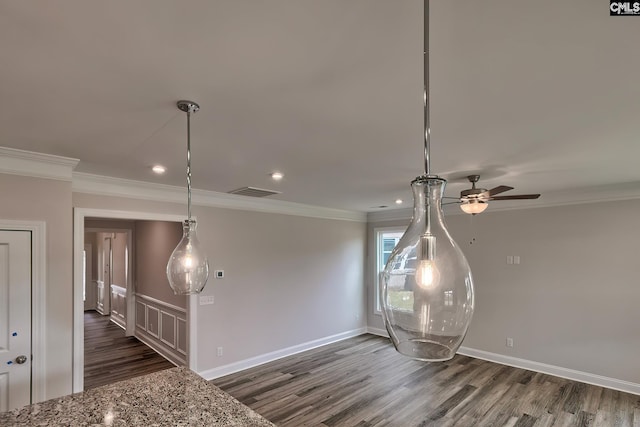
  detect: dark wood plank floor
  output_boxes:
[213,334,640,427]
[84,310,174,390]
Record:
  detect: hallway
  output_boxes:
[84,310,174,390]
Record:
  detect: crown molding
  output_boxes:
[72,172,366,223]
[366,207,413,223]
[367,181,640,223]
[0,146,79,181]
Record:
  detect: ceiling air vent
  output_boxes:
[228,187,281,198]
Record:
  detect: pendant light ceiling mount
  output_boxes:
[177,100,200,114]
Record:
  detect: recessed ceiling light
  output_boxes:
[271,171,284,181]
[395,199,403,205]
[152,165,166,174]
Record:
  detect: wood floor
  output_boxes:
[213,334,640,427]
[84,310,174,390]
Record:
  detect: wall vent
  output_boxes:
[228,186,281,198]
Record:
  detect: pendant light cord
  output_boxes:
[423,0,431,177]
[186,109,192,220]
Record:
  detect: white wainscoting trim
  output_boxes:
[457,347,640,396]
[135,293,187,366]
[199,327,366,380]
[176,318,187,356]
[160,311,177,348]
[365,327,640,396]
[136,293,186,315]
[109,284,126,330]
[73,172,366,222]
[146,306,160,339]
[135,301,146,331]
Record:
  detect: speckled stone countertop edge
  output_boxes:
[0,367,275,426]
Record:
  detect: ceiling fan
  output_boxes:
[451,175,541,214]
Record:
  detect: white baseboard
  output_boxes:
[366,326,388,337]
[199,327,367,380]
[366,326,640,396]
[458,346,640,396]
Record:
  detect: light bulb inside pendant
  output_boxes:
[415,259,438,288]
[414,233,439,288]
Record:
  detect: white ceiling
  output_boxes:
[1,0,639,213]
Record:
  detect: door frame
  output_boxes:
[73,208,197,393]
[0,220,46,404]
[83,243,94,311]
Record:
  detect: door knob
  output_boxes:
[15,355,27,364]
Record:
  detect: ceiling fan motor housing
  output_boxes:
[460,188,487,199]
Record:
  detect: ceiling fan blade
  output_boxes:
[442,201,461,205]
[486,185,514,197]
[490,194,541,201]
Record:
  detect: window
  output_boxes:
[374,228,404,313]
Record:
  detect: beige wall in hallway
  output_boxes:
[135,220,185,309]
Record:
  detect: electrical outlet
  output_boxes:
[506,337,514,348]
[199,295,215,305]
[217,347,223,357]
[514,256,521,265]
[506,256,514,265]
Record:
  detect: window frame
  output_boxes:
[373,226,405,315]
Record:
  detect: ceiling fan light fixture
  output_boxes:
[460,200,488,215]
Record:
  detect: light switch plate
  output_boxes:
[199,295,215,305]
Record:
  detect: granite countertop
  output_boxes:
[0,367,275,426]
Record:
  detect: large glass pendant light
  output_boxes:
[166,100,210,295]
[379,0,474,361]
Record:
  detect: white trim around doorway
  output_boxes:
[0,219,46,403]
[72,208,197,393]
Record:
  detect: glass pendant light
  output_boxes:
[379,0,474,361]
[166,100,210,295]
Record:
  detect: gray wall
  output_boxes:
[73,192,367,373]
[368,199,640,384]
[0,173,73,400]
[135,220,185,309]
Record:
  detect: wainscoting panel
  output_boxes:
[147,306,159,338]
[160,312,176,347]
[134,294,187,366]
[135,301,146,330]
[110,284,126,329]
[177,318,187,356]
[96,280,105,314]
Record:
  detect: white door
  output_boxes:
[0,230,31,411]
